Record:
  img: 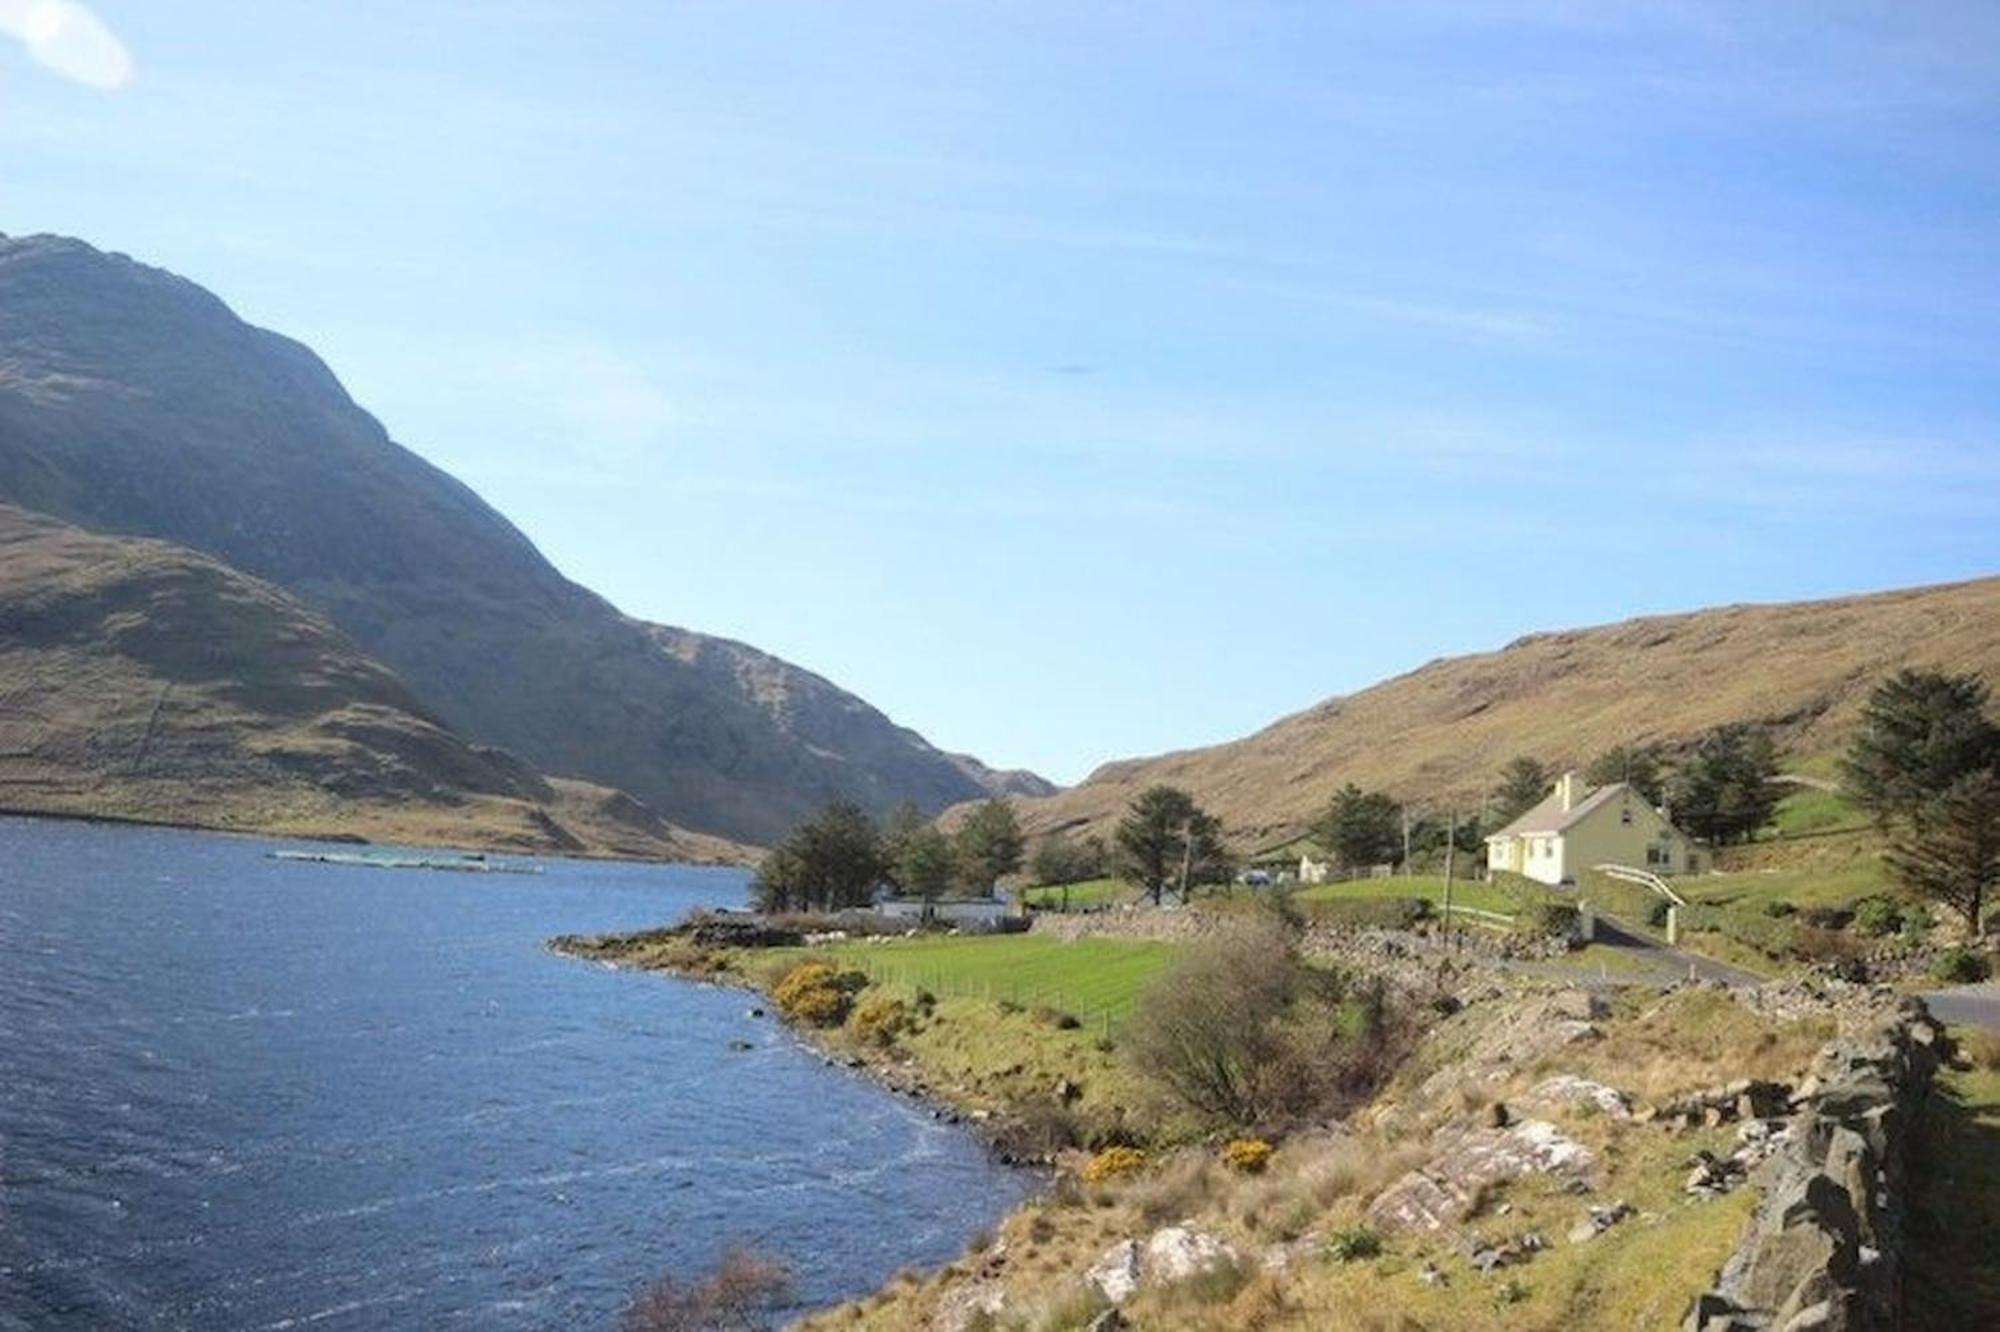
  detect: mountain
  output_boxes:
[995,576,2000,849]
[0,234,1044,844]
[0,503,752,858]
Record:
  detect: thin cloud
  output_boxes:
[0,0,133,90]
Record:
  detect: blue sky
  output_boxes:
[3,2,1997,784]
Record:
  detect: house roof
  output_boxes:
[1487,781,1633,839]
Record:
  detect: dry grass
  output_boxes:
[982,576,2000,848]
[0,504,738,862]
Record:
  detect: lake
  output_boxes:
[0,816,1034,1329]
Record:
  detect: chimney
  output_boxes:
[1557,771,1582,812]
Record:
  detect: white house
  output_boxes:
[874,895,1017,929]
[1486,771,1700,887]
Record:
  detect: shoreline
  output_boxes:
[0,803,755,870]
[549,933,1058,1153]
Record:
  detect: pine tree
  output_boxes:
[1842,669,2000,829]
[952,798,1025,892]
[1490,757,1552,825]
[1886,768,2000,935]
[1311,784,1403,870]
[1584,743,1666,806]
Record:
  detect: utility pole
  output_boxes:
[1401,805,1412,878]
[1177,816,1194,904]
[1442,808,1456,950]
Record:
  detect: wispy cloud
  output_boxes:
[0,0,132,90]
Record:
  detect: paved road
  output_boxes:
[1591,915,1769,988]
[1920,982,2000,1034]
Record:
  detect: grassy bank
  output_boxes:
[755,933,1175,1029]
[1297,873,1525,920]
[555,926,1183,1145]
[1908,1037,2000,1330]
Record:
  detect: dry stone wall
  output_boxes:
[1685,994,1945,1332]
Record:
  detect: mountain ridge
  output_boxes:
[0,232,1047,843]
[989,574,2000,848]
[0,502,752,860]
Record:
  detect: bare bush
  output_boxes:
[623,1246,790,1332]
[1123,919,1408,1128]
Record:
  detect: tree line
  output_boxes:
[753,797,1024,913]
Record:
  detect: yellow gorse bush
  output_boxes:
[1081,1146,1147,1184]
[847,992,909,1047]
[1222,1137,1274,1174]
[773,961,857,1027]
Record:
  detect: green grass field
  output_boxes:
[1767,785,1868,838]
[1296,873,1527,919]
[1020,877,1132,910]
[767,933,1178,1027]
[1681,855,1888,912]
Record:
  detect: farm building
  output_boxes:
[1486,771,1700,887]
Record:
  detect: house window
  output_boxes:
[1620,807,1633,825]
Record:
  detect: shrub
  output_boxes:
[1080,1146,1147,1185]
[623,1245,790,1332]
[1763,899,1797,918]
[1931,947,1992,984]
[772,962,866,1027]
[1029,1004,1082,1030]
[1901,903,1936,941]
[1852,896,1903,937]
[1125,920,1408,1128]
[1326,1226,1382,1262]
[1801,905,1854,930]
[1517,900,1580,940]
[1222,1137,1275,1174]
[989,1104,1083,1160]
[846,992,909,1046]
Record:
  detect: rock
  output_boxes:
[1086,1240,1142,1304]
[726,1039,753,1051]
[1368,1119,1596,1232]
[1487,1101,1512,1128]
[1568,1199,1636,1244]
[1143,1223,1238,1284]
[1526,1074,1634,1119]
[1417,1261,1448,1287]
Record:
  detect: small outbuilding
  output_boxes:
[1485,771,1700,887]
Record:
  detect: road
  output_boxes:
[1920,981,2000,1034]
[1590,915,1769,988]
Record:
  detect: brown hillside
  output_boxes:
[0,504,744,861]
[0,233,1045,843]
[999,576,2000,848]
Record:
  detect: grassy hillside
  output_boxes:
[0,504,745,860]
[996,576,2000,847]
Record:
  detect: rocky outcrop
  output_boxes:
[1366,1118,1597,1233]
[1685,995,1946,1332]
[1085,1224,1239,1305]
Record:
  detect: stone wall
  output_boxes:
[1685,994,1946,1332]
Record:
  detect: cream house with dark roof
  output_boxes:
[1486,771,1699,887]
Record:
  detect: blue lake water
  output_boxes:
[0,816,1034,1329]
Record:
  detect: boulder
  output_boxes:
[1143,1224,1238,1284]
[1086,1240,1142,1305]
[1368,1119,1596,1232]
